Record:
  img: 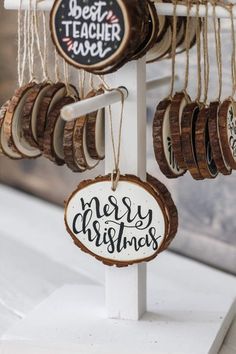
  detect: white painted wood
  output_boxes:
[1,251,235,354]
[5,0,236,19]
[61,88,128,121]
[104,58,147,320]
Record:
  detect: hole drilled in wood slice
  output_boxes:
[218,99,236,170]
[22,82,52,149]
[208,101,232,175]
[181,101,204,180]
[169,92,190,169]
[153,98,186,178]
[195,106,218,179]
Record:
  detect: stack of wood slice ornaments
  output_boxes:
[50,0,197,74]
[64,173,178,267]
[0,82,105,173]
[153,94,236,180]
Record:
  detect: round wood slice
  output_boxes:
[147,173,178,252]
[64,119,86,173]
[43,96,75,165]
[73,115,99,170]
[153,98,186,178]
[3,82,41,158]
[195,106,218,179]
[169,92,190,169]
[208,101,232,175]
[178,17,199,52]
[36,82,66,150]
[146,20,172,62]
[132,1,159,60]
[22,82,51,148]
[181,102,204,180]
[0,100,10,156]
[64,174,169,267]
[50,0,148,73]
[218,99,236,169]
[86,89,105,160]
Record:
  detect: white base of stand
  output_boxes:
[1,253,235,354]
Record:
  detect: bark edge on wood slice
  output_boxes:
[195,106,218,179]
[218,98,236,169]
[169,91,190,169]
[181,101,204,180]
[208,101,232,175]
[153,98,186,178]
[147,173,178,252]
[64,174,169,267]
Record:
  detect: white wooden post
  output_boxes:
[105,58,147,320]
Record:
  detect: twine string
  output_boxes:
[196,1,202,102]
[184,0,191,92]
[169,0,177,98]
[203,2,209,104]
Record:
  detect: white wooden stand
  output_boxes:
[105,58,147,320]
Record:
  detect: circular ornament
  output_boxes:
[0,100,10,156]
[65,174,169,267]
[181,102,203,180]
[218,99,236,169]
[208,101,232,175]
[86,89,105,160]
[50,0,145,73]
[22,82,51,148]
[3,83,41,159]
[195,106,218,179]
[153,99,186,178]
[43,96,75,165]
[169,91,190,169]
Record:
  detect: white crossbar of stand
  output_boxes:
[61,77,173,122]
[4,0,236,19]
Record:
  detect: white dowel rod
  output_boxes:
[4,0,236,19]
[61,87,128,121]
[61,76,173,122]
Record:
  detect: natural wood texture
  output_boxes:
[86,88,105,160]
[50,0,149,74]
[132,0,159,60]
[36,82,65,150]
[169,91,189,169]
[64,174,170,267]
[22,82,50,149]
[3,83,38,158]
[153,98,186,178]
[43,96,75,166]
[63,119,86,173]
[218,99,236,169]
[181,101,203,180]
[195,106,218,179]
[208,101,232,175]
[0,100,9,155]
[147,173,178,251]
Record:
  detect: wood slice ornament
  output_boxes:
[195,106,218,179]
[3,83,41,159]
[0,101,10,156]
[218,99,236,169]
[22,82,52,148]
[181,102,204,180]
[169,91,190,169]
[43,96,76,165]
[86,88,105,160]
[208,101,232,175]
[64,174,171,267]
[50,0,148,73]
[153,98,186,178]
